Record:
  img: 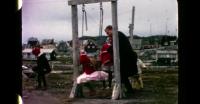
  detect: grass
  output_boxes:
[55,56,73,64]
[140,69,178,104]
[23,68,178,104]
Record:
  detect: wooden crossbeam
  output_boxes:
[68,0,117,5]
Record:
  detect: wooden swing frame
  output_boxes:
[68,0,122,100]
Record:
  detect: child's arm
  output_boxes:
[80,54,90,64]
[138,59,147,69]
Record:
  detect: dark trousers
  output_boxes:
[84,82,95,91]
[103,70,112,88]
[77,82,95,97]
[37,73,47,88]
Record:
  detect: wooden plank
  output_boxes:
[68,0,116,5]
[69,5,80,98]
[111,0,122,100]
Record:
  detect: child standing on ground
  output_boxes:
[99,38,113,89]
[131,59,147,90]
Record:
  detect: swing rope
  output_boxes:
[82,3,103,37]
[82,4,88,37]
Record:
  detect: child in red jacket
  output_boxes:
[99,39,113,89]
[79,50,95,75]
[77,48,108,96]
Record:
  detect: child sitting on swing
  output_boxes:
[76,41,108,96]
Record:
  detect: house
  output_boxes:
[84,40,98,53]
[22,49,37,60]
[133,39,142,49]
[156,50,178,65]
[41,39,56,49]
[138,49,157,60]
[170,40,176,46]
[22,48,56,61]
[129,39,142,50]
[142,45,159,49]
[41,39,54,45]
[42,44,56,49]
[57,41,68,52]
[27,37,40,48]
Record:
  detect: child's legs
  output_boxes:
[102,65,109,88]
[84,82,95,91]
[133,75,141,89]
[138,75,143,88]
[105,65,113,88]
[37,73,42,87]
[108,70,112,88]
[102,70,112,88]
[41,74,47,87]
[102,80,106,88]
[77,84,84,97]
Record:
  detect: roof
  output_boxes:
[157,50,177,54]
[22,48,55,53]
[28,37,38,41]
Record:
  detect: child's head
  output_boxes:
[32,47,40,57]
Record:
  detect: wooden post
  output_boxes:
[69,5,80,98]
[111,0,122,100]
[129,6,135,48]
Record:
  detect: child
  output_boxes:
[32,46,51,90]
[99,39,113,89]
[131,59,147,90]
[76,47,108,96]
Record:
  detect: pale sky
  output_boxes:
[22,0,178,43]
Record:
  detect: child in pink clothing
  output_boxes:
[76,47,108,96]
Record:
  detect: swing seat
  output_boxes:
[77,71,108,84]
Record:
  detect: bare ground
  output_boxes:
[22,69,178,104]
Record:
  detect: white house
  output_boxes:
[129,39,142,50]
[156,50,178,63]
[22,48,56,61]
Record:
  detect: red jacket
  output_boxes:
[80,51,95,75]
[99,43,113,66]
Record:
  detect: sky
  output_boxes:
[22,0,178,44]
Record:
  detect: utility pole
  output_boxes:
[147,19,152,35]
[165,18,169,35]
[150,23,152,35]
[129,6,135,48]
